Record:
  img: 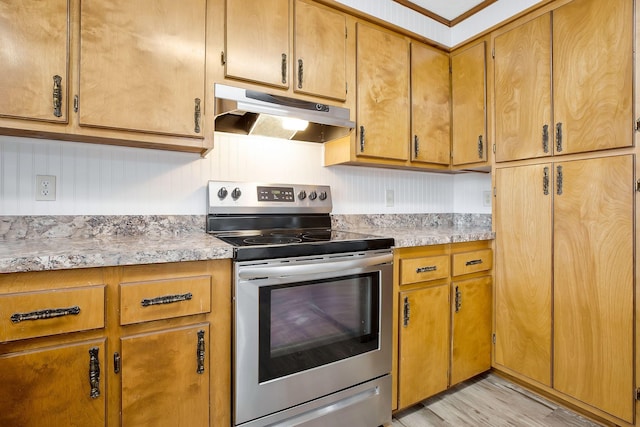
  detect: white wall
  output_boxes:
[0,134,491,216]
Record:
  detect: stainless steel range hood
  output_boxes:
[214,83,354,143]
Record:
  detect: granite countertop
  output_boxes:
[0,215,494,274]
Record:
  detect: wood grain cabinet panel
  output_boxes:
[119,275,211,325]
[121,324,210,427]
[0,339,107,426]
[398,284,449,409]
[451,41,487,166]
[0,0,69,123]
[225,0,289,88]
[355,22,410,162]
[294,1,347,101]
[0,285,105,342]
[79,0,206,138]
[410,42,451,166]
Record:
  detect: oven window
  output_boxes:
[258,273,380,383]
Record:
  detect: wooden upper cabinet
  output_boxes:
[356,23,410,161]
[79,0,206,138]
[451,41,487,166]
[494,14,552,162]
[0,0,69,123]
[294,1,346,101]
[553,0,633,155]
[410,42,450,166]
[225,0,290,88]
[494,0,632,162]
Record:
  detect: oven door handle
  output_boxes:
[238,252,393,280]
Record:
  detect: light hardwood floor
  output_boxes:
[392,373,604,426]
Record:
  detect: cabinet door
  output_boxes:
[398,284,449,409]
[410,42,450,166]
[451,276,492,385]
[494,164,552,386]
[0,339,106,426]
[494,14,552,162]
[225,0,289,88]
[356,23,410,161]
[294,1,346,101]
[553,0,633,155]
[79,0,206,137]
[451,41,486,166]
[121,324,210,427]
[553,155,634,422]
[0,0,68,122]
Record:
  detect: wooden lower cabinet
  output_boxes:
[0,339,107,426]
[121,325,210,426]
[0,259,231,427]
[394,242,493,411]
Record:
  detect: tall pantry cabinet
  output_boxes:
[492,0,635,424]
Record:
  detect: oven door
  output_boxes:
[234,250,393,426]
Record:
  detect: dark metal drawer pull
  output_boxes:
[416,266,437,273]
[141,292,192,307]
[403,296,410,327]
[197,329,205,374]
[89,347,101,399]
[11,306,80,323]
[455,286,462,312]
[465,259,483,266]
[53,75,62,117]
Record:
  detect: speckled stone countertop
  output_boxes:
[1,214,493,273]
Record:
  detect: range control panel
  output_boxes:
[207,181,332,214]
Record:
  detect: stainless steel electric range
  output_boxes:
[207,180,394,427]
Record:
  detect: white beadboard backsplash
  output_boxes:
[0,134,491,216]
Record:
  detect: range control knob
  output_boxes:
[231,187,242,200]
[217,187,228,199]
[309,191,317,201]
[318,191,327,201]
[298,190,307,200]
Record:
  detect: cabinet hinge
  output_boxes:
[345,26,348,39]
[635,118,640,132]
[492,47,495,59]
[492,143,496,154]
[345,82,348,95]
[492,333,496,344]
[636,388,640,400]
[493,187,496,197]
[636,180,640,192]
[220,51,226,65]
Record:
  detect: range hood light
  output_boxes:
[281,117,309,131]
[214,84,354,143]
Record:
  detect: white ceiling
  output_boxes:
[406,0,487,21]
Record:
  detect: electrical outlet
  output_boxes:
[482,190,491,207]
[36,175,56,201]
[385,189,394,207]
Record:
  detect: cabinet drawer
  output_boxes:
[452,249,492,276]
[400,255,449,285]
[120,275,211,325]
[0,285,105,342]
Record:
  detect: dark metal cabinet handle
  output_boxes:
[89,347,101,399]
[297,59,303,89]
[465,259,483,266]
[403,296,410,327]
[542,124,549,153]
[113,352,121,374]
[194,98,201,133]
[359,126,365,152]
[196,330,205,374]
[53,75,62,117]
[416,265,437,273]
[556,165,563,195]
[414,135,419,158]
[478,135,484,159]
[11,306,80,323]
[455,286,462,312]
[141,292,192,307]
[556,122,563,152]
[543,166,549,195]
[281,53,287,84]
